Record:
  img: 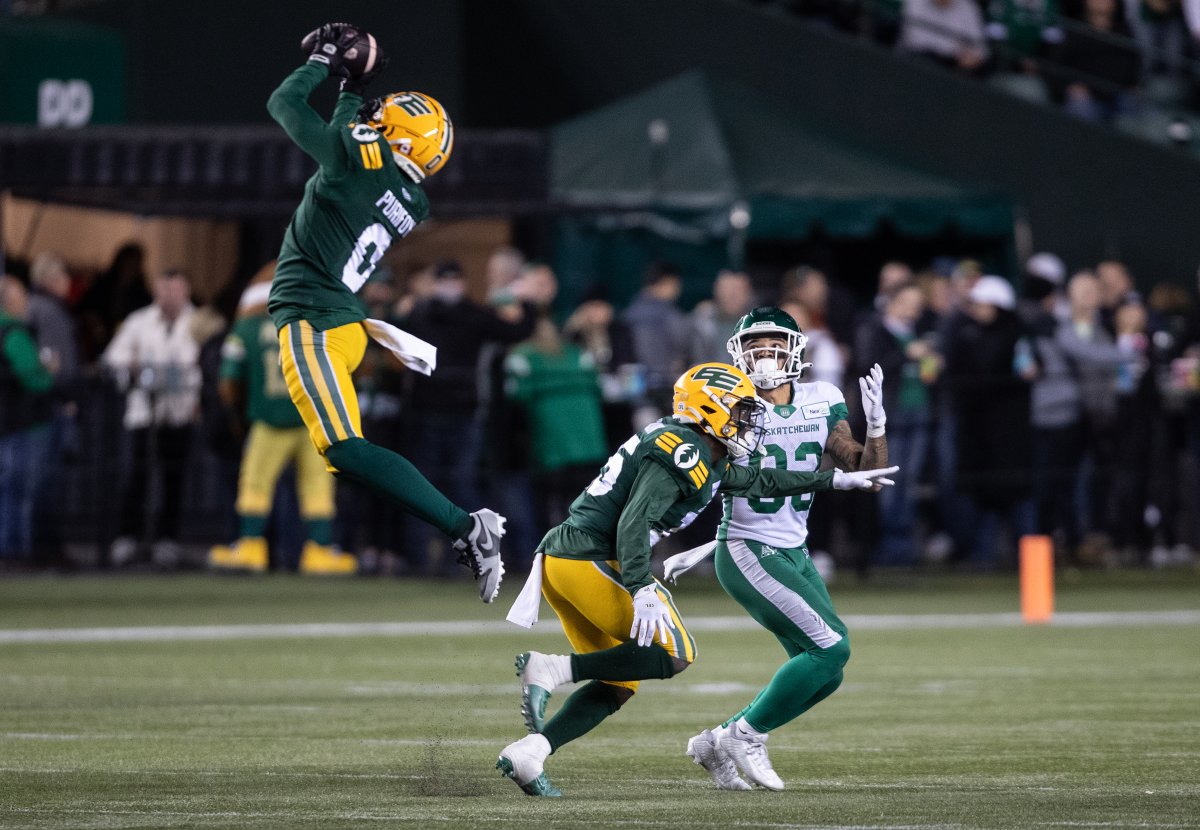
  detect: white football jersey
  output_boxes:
[720,380,848,549]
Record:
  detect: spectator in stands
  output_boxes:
[101,268,201,569]
[79,242,151,359]
[942,276,1033,567]
[985,0,1063,71]
[0,276,54,562]
[1023,251,1070,320]
[402,259,536,575]
[873,261,915,312]
[781,299,846,388]
[1096,259,1141,333]
[1020,266,1089,562]
[563,288,639,446]
[25,252,81,565]
[899,0,991,74]
[1050,0,1142,123]
[1134,0,1188,76]
[1059,270,1127,562]
[505,316,609,546]
[689,269,755,364]
[780,264,858,351]
[482,259,558,572]
[26,252,79,390]
[621,261,690,424]
[1109,298,1160,560]
[485,245,527,312]
[393,263,436,320]
[855,281,939,566]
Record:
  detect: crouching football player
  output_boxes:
[266,23,504,601]
[495,362,898,796]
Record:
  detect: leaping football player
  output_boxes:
[672,306,889,790]
[496,361,897,796]
[266,23,505,601]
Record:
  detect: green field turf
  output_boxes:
[0,571,1197,829]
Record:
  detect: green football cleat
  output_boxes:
[515,652,553,733]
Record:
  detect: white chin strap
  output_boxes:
[750,358,788,390]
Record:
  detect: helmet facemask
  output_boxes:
[719,393,768,459]
[728,329,811,390]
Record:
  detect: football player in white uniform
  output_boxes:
[671,306,888,791]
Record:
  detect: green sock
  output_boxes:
[741,649,847,733]
[571,640,677,682]
[239,514,268,538]
[541,680,627,752]
[304,518,333,546]
[325,438,471,538]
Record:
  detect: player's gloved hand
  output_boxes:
[859,363,887,438]
[302,22,361,76]
[832,466,899,491]
[340,52,389,97]
[630,583,672,647]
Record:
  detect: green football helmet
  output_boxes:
[726,306,811,390]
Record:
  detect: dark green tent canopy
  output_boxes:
[551,70,1013,240]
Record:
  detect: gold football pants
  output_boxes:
[236,422,334,520]
[278,320,366,467]
[541,555,696,693]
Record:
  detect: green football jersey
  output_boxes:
[220,314,303,429]
[539,417,835,593]
[266,63,432,332]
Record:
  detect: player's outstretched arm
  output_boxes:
[826,364,889,474]
[831,466,898,490]
[721,464,834,498]
[267,25,369,171]
[267,63,348,171]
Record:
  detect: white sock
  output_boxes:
[519,732,551,760]
[544,653,574,687]
[733,717,767,739]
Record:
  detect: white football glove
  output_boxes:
[859,363,887,438]
[833,466,899,490]
[630,583,672,647]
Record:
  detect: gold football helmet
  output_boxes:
[359,91,454,182]
[672,362,766,459]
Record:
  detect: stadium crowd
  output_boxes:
[746,0,1200,126]
[2,241,1200,576]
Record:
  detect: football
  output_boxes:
[300,24,382,78]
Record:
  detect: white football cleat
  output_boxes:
[719,718,784,791]
[686,726,751,791]
[496,733,561,797]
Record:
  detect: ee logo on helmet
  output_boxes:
[691,366,742,392]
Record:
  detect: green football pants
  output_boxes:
[714,538,850,733]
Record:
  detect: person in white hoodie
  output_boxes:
[102,268,200,567]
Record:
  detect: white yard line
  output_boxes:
[0,610,1198,645]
